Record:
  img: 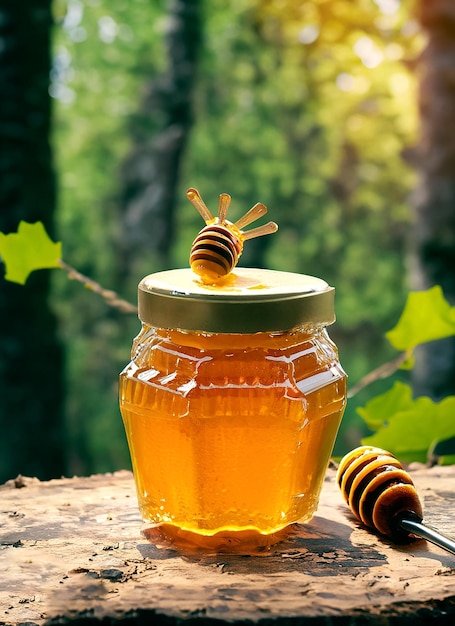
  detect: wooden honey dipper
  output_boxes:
[186,187,278,284]
[336,445,455,555]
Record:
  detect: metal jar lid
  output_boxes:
[138,268,335,333]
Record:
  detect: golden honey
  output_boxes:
[119,268,346,548]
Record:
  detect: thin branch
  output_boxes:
[347,351,411,399]
[58,259,138,315]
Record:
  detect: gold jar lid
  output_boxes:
[138,268,335,333]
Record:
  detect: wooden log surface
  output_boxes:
[1,464,454,625]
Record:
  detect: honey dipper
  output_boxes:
[336,445,455,555]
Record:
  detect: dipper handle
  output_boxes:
[398,514,455,556]
[337,446,455,556]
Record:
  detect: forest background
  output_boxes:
[1,0,454,482]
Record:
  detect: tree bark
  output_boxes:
[0,1,65,480]
[119,0,201,284]
[411,0,455,400]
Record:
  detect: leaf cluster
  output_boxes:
[358,287,455,463]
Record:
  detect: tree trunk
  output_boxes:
[410,0,455,400]
[119,0,201,285]
[0,1,65,480]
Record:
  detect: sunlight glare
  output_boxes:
[98,16,119,44]
[63,0,83,30]
[336,73,370,94]
[298,24,320,45]
[384,43,404,60]
[354,36,384,69]
[50,47,76,104]
[389,72,410,95]
[374,0,400,14]
[336,73,355,92]
[49,83,76,104]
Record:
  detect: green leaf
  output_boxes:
[385,286,455,351]
[360,386,455,463]
[0,221,62,285]
[357,381,414,431]
[438,455,455,466]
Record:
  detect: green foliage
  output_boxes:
[178,0,421,331]
[5,0,454,473]
[0,221,62,285]
[385,286,455,350]
[359,381,455,463]
[358,287,455,463]
[43,0,431,473]
[48,0,171,473]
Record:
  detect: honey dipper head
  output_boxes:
[186,187,278,284]
[337,446,424,541]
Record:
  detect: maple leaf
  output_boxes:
[0,221,62,285]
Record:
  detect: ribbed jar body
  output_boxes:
[120,323,346,538]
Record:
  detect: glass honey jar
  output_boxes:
[119,267,346,551]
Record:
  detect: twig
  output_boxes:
[347,351,411,399]
[58,259,138,315]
